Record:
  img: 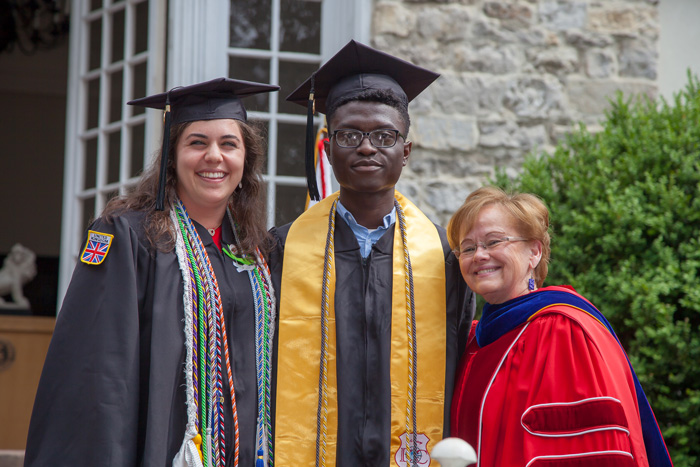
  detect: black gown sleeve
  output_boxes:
[25,214,151,466]
[267,225,288,302]
[266,224,290,449]
[438,223,476,436]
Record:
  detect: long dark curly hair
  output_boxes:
[103,119,270,255]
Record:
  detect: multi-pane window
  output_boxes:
[58,0,165,302]
[229,0,324,226]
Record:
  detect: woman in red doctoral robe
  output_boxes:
[446,186,673,467]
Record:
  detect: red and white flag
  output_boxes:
[305,127,333,210]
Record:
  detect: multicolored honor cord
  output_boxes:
[174,199,239,467]
[224,222,276,467]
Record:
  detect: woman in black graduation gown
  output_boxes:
[25,78,278,467]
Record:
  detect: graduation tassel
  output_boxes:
[156,92,172,211]
[256,449,265,467]
[305,73,321,201]
[205,427,213,467]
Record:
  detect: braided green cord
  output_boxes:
[176,210,209,467]
[224,238,275,464]
[223,245,255,265]
[254,269,269,411]
[254,266,272,460]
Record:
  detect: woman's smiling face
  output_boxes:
[458,204,542,304]
[175,119,245,220]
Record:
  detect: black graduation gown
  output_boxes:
[25,210,260,466]
[269,215,474,466]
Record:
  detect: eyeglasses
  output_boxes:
[454,236,528,258]
[331,129,405,148]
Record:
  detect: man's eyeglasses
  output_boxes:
[331,129,406,148]
[454,236,528,258]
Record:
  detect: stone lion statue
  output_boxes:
[0,243,37,309]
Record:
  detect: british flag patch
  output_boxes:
[80,230,114,265]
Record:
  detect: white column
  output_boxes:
[658,0,700,100]
[168,0,230,88]
[321,0,372,60]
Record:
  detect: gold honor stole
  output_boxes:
[275,191,447,465]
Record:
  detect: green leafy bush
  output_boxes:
[495,76,700,464]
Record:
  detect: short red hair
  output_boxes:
[447,186,551,287]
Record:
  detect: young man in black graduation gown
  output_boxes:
[270,40,475,466]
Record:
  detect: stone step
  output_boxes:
[0,450,24,467]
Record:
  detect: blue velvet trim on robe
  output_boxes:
[476,287,673,467]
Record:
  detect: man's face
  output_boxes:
[325,101,412,202]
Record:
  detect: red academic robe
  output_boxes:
[451,300,649,466]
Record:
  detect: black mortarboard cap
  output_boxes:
[128,77,279,210]
[286,40,439,200]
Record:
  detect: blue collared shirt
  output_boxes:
[336,201,396,259]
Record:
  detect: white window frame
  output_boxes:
[58,0,167,308]
[167,0,230,87]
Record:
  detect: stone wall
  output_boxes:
[371,0,659,225]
